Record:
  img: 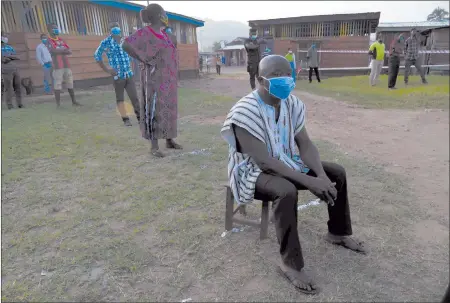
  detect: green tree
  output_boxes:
[427,7,449,21]
[212,41,222,52]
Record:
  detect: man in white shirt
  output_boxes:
[36,33,53,94]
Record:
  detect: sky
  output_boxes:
[132,1,450,24]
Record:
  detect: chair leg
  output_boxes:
[260,200,270,240]
[225,187,234,231]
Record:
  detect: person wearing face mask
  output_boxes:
[368,35,385,86]
[94,22,140,127]
[387,34,405,90]
[36,33,53,95]
[122,3,182,158]
[307,43,321,83]
[244,28,265,90]
[1,32,23,109]
[404,28,427,86]
[221,55,366,295]
[285,48,297,81]
[46,23,81,107]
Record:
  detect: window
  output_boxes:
[180,23,187,44]
[275,25,281,38]
[263,26,270,36]
[323,23,331,37]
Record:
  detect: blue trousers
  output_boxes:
[43,65,52,93]
[289,61,296,81]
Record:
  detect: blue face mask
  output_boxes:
[42,39,47,44]
[52,28,60,35]
[165,27,172,34]
[251,35,257,40]
[262,76,296,100]
[111,27,121,35]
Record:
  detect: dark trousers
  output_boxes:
[404,58,426,84]
[308,67,321,82]
[248,65,259,90]
[216,65,221,75]
[388,56,400,88]
[113,76,140,120]
[442,285,450,303]
[2,71,22,108]
[254,161,352,270]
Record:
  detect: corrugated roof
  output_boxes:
[377,21,449,32]
[378,21,449,28]
[220,45,245,51]
[248,12,381,26]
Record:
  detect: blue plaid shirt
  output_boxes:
[1,44,16,56]
[94,36,133,79]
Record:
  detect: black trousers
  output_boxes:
[254,161,352,270]
[216,65,221,75]
[308,67,321,82]
[113,76,140,120]
[248,65,259,90]
[388,56,400,88]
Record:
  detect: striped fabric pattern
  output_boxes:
[221,92,307,205]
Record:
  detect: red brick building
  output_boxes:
[248,12,380,68]
[1,0,204,88]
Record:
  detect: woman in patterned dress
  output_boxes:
[122,3,182,158]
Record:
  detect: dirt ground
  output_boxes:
[1,75,449,302]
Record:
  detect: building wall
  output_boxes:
[2,0,200,87]
[274,36,371,68]
[10,32,199,87]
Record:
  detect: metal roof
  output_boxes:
[377,21,449,32]
[220,45,246,51]
[248,12,381,26]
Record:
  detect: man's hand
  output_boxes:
[307,177,337,206]
[108,69,117,76]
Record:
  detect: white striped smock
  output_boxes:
[221,91,308,205]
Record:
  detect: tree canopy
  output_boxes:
[427,7,449,21]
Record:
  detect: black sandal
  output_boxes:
[326,235,367,255]
[276,266,319,295]
[151,149,165,158]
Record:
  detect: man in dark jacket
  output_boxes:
[387,34,405,89]
[244,28,265,90]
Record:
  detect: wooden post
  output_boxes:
[225,186,234,231]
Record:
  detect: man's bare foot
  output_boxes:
[151,149,165,158]
[325,232,367,254]
[166,139,182,149]
[72,101,81,106]
[278,263,318,295]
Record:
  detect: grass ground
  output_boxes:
[295,75,449,109]
[1,86,448,302]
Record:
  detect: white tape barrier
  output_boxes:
[297,64,449,72]
[297,49,450,54]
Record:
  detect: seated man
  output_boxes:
[221,55,366,294]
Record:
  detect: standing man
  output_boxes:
[368,36,385,86]
[244,28,265,90]
[46,23,80,107]
[404,28,427,85]
[94,21,140,127]
[199,56,203,73]
[387,34,405,90]
[307,43,321,83]
[285,48,297,81]
[216,54,222,75]
[1,32,23,109]
[36,33,53,95]
[206,56,211,73]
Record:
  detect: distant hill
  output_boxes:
[196,18,250,51]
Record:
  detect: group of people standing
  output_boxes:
[369,27,428,89]
[3,3,180,158]
[199,54,223,75]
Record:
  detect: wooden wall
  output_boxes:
[10,32,199,86]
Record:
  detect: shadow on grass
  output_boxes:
[1,89,448,302]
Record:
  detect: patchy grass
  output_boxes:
[295,75,450,109]
[1,87,448,302]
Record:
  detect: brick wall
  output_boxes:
[274,36,371,68]
[9,32,199,87]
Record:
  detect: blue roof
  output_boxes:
[89,0,205,27]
